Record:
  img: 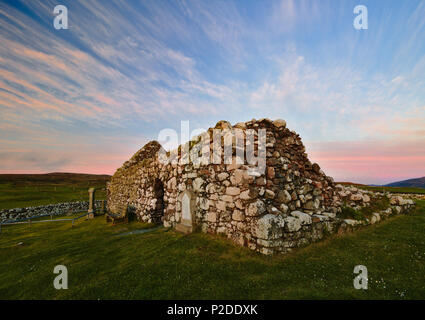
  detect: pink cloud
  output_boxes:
[306,140,425,184]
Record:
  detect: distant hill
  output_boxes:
[385,177,425,188]
[0,172,111,185]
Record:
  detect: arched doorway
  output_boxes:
[151,179,164,224]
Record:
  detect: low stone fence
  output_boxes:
[0,200,106,223]
[253,196,415,255]
[399,193,425,201]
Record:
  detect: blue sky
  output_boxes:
[0,0,424,184]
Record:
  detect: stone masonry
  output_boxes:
[107,119,415,255]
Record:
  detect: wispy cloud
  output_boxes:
[0,0,424,182]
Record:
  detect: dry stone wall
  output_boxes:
[399,193,425,201]
[253,189,414,254]
[0,200,105,223]
[107,118,416,255]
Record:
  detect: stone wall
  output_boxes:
[399,193,425,201]
[0,200,105,223]
[253,192,414,254]
[107,118,416,255]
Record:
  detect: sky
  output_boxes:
[0,0,424,185]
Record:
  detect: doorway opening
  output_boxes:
[151,179,164,224]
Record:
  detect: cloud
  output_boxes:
[306,140,425,185]
[0,0,243,129]
[0,0,424,180]
[244,46,425,142]
[0,151,72,172]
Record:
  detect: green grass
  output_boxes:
[1,201,425,300]
[341,196,391,221]
[0,184,107,210]
[340,206,365,220]
[0,173,109,210]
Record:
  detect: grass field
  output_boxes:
[1,200,424,300]
[0,173,110,210]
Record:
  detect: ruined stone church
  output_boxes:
[107,118,414,255]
